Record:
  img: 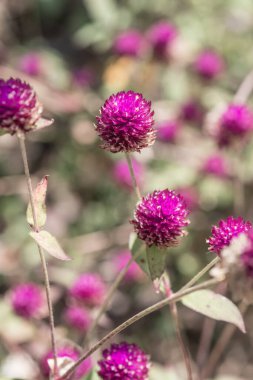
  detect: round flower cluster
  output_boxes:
[202,154,229,178]
[0,77,42,134]
[10,283,43,319]
[96,91,155,153]
[217,103,253,146]
[64,306,92,332]
[41,346,92,379]
[194,50,224,80]
[179,99,204,125]
[98,342,150,380]
[157,119,180,142]
[70,273,106,307]
[113,29,145,57]
[207,216,252,256]
[112,158,144,190]
[19,53,42,77]
[131,189,190,248]
[147,21,177,58]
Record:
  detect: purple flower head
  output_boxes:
[131,189,190,248]
[113,250,144,283]
[157,119,180,142]
[41,346,92,379]
[70,273,106,307]
[64,306,92,332]
[19,53,42,77]
[202,154,229,178]
[10,283,43,318]
[241,230,253,277]
[95,91,155,153]
[112,158,144,190]
[0,77,42,134]
[217,103,253,146]
[194,50,224,80]
[207,216,253,256]
[98,342,150,380]
[180,100,204,125]
[72,68,95,87]
[147,21,177,58]
[113,30,145,57]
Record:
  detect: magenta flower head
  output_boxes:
[202,154,230,178]
[19,53,42,77]
[217,103,253,146]
[194,50,224,80]
[113,29,145,57]
[98,342,150,380]
[70,273,106,307]
[64,306,92,332]
[95,91,155,153]
[157,119,180,142]
[10,283,43,318]
[147,21,177,58]
[112,158,144,190]
[0,77,42,134]
[41,346,92,379]
[72,68,95,87]
[207,216,253,256]
[113,250,145,283]
[131,189,190,248]
[179,100,204,125]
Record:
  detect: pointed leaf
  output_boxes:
[129,233,149,276]
[30,230,71,261]
[146,246,167,281]
[181,289,246,333]
[26,176,48,228]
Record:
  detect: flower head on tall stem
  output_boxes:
[131,189,190,248]
[207,216,252,256]
[70,273,106,307]
[10,283,43,318]
[98,342,150,380]
[95,91,155,153]
[0,77,43,134]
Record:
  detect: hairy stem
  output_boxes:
[125,152,142,200]
[18,133,58,374]
[62,278,222,379]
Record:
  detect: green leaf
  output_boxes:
[30,230,71,261]
[83,368,100,380]
[26,176,48,228]
[129,233,149,276]
[181,289,246,333]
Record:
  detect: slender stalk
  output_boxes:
[233,69,253,103]
[62,278,223,380]
[17,133,58,374]
[125,152,142,200]
[200,300,248,379]
[181,257,220,291]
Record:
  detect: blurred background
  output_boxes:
[0,0,253,379]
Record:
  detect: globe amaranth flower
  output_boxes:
[95,91,155,153]
[207,216,253,256]
[157,119,180,142]
[147,21,177,58]
[41,346,92,379]
[64,306,92,332]
[179,100,204,125]
[202,154,230,178]
[113,30,145,57]
[72,67,95,87]
[0,77,42,134]
[19,53,42,77]
[10,283,43,318]
[113,250,145,283]
[112,158,144,190]
[194,50,224,80]
[98,342,150,380]
[131,189,190,248]
[217,103,253,146]
[70,273,106,307]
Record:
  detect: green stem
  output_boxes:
[125,152,142,200]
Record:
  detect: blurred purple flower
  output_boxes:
[176,187,199,210]
[194,50,224,80]
[19,53,42,77]
[0,77,42,134]
[113,250,144,283]
[96,91,155,153]
[157,119,180,142]
[207,216,252,256]
[112,158,144,190]
[41,346,92,379]
[131,189,190,248]
[98,342,150,380]
[179,100,204,125]
[11,283,43,318]
[70,273,106,307]
[202,154,230,178]
[147,21,177,58]
[72,68,95,87]
[113,29,145,57]
[64,306,92,332]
